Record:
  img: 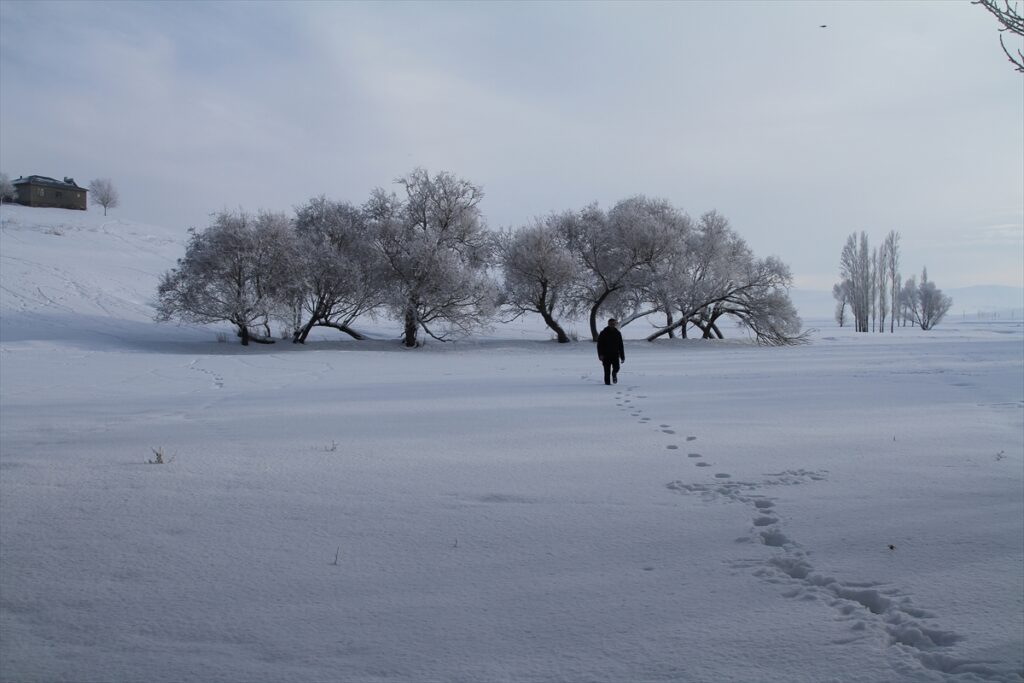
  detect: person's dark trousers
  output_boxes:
[603,358,620,385]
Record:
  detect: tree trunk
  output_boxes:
[322,322,367,340]
[539,309,569,343]
[706,312,726,340]
[293,317,317,344]
[645,317,687,341]
[238,324,250,346]
[403,307,418,347]
[666,312,675,339]
[588,288,617,341]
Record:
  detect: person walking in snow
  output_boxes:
[597,318,625,385]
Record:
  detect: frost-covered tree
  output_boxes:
[88,178,119,216]
[838,231,872,332]
[884,230,901,332]
[287,196,386,343]
[838,230,901,333]
[910,268,953,330]
[645,211,803,345]
[156,211,294,345]
[368,168,497,347]
[833,281,850,327]
[612,204,692,337]
[560,196,679,341]
[874,246,887,332]
[497,216,577,343]
[711,258,803,345]
[900,275,919,327]
[0,173,14,203]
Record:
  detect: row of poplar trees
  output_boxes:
[834,230,953,332]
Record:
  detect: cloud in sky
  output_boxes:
[2,0,1021,290]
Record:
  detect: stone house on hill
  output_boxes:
[13,176,88,210]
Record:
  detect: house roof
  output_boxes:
[13,175,87,191]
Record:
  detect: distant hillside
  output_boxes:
[0,204,188,321]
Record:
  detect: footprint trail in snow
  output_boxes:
[666,472,1016,681]
[610,385,1016,681]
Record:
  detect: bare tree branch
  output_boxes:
[974,0,1024,72]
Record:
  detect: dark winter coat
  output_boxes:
[597,326,625,362]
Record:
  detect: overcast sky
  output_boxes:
[2,0,1021,290]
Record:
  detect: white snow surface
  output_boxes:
[1,204,1022,682]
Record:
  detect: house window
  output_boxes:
[38,188,44,196]
[56,191,63,199]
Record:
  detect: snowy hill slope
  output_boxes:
[0,204,207,347]
[0,204,184,320]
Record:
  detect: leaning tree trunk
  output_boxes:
[535,288,570,343]
[322,322,367,340]
[293,317,318,344]
[706,311,726,339]
[645,317,687,341]
[665,311,675,339]
[588,290,613,341]
[537,300,570,343]
[542,311,570,343]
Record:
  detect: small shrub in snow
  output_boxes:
[147,447,173,465]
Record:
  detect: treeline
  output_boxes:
[834,230,953,332]
[157,168,804,347]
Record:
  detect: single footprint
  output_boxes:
[640,417,651,422]
[687,453,701,458]
[660,424,671,428]
[662,429,676,434]
[753,516,778,527]
[696,462,711,467]
[714,473,731,479]
[686,436,697,442]
[666,444,679,450]
[753,499,774,509]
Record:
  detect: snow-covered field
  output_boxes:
[1,205,1022,682]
